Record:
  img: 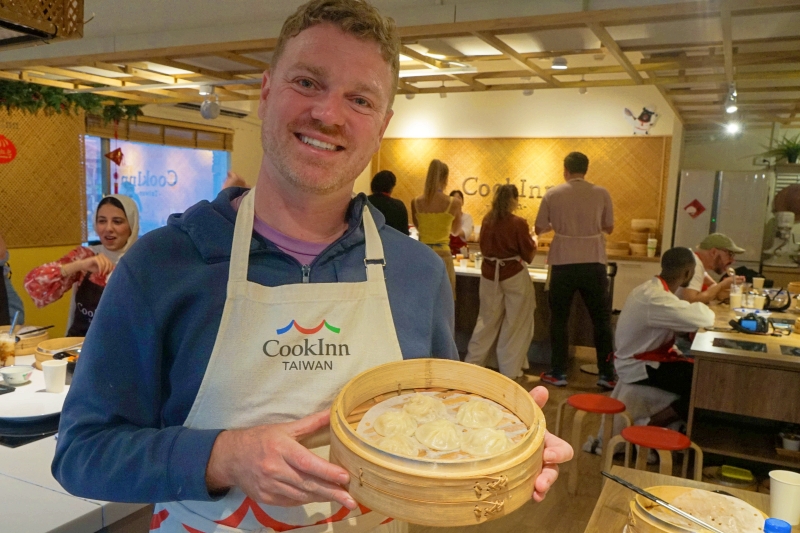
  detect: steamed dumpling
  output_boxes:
[377,435,419,457]
[415,420,461,451]
[456,399,504,429]
[403,394,447,424]
[461,428,512,456]
[374,410,417,437]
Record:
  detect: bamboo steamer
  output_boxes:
[630,243,648,256]
[631,219,658,232]
[627,486,768,533]
[34,337,84,370]
[0,325,50,355]
[329,359,546,527]
[787,281,800,294]
[630,233,650,244]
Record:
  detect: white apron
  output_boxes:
[151,190,404,533]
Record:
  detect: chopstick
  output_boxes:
[601,471,725,533]
[18,325,54,336]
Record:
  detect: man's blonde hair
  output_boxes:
[272,0,400,104]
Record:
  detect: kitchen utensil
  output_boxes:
[8,311,19,337]
[601,471,726,533]
[17,325,54,336]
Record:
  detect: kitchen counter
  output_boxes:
[0,354,148,532]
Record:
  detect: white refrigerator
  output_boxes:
[672,170,773,271]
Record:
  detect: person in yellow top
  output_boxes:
[412,159,462,295]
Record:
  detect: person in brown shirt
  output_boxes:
[465,184,537,381]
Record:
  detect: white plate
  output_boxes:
[0,386,69,421]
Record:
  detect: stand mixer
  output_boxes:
[763,211,800,267]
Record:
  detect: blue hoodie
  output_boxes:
[52,188,457,503]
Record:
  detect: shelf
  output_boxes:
[691,418,800,469]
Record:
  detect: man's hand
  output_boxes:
[529,386,574,502]
[205,410,356,509]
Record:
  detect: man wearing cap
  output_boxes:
[679,233,745,304]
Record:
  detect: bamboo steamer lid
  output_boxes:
[630,243,648,256]
[329,359,546,527]
[626,485,768,533]
[0,325,50,355]
[632,219,658,232]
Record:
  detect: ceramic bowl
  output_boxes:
[0,365,34,385]
[732,308,772,318]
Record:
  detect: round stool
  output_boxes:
[603,425,703,480]
[554,393,631,495]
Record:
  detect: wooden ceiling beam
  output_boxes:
[399,46,447,69]
[720,0,734,84]
[216,51,270,71]
[586,21,643,85]
[149,58,237,81]
[124,66,178,85]
[23,65,125,87]
[472,32,560,87]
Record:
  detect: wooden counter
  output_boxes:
[584,466,799,533]
[688,306,800,469]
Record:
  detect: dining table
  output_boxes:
[0,353,148,532]
[584,465,800,533]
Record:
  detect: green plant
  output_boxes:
[762,133,800,164]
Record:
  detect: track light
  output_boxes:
[439,92,447,99]
[551,57,568,70]
[198,84,214,96]
[522,89,534,96]
[405,93,415,100]
[725,121,741,135]
[725,82,738,114]
[200,94,220,120]
[579,87,587,95]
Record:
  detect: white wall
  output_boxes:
[384,85,673,138]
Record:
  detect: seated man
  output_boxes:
[614,247,715,426]
[679,233,744,304]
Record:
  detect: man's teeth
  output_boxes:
[300,135,337,151]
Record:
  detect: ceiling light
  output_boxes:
[725,82,738,114]
[725,121,741,135]
[198,85,214,96]
[200,95,220,120]
[398,66,477,78]
[522,89,534,96]
[405,93,415,100]
[439,92,447,99]
[579,87,587,95]
[551,57,568,70]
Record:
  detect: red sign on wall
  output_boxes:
[684,199,706,219]
[0,135,17,164]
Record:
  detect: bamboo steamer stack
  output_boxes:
[33,337,83,370]
[329,359,546,527]
[627,485,768,533]
[630,219,657,256]
[0,325,50,355]
[606,241,630,257]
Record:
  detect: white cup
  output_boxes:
[41,360,68,393]
[770,470,800,525]
[647,238,657,258]
[729,293,742,309]
[753,277,765,289]
[460,258,468,268]
[754,295,767,310]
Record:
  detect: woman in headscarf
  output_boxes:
[411,159,462,296]
[464,184,536,382]
[25,195,139,336]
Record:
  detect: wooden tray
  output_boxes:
[0,325,50,355]
[329,359,545,527]
[776,446,800,461]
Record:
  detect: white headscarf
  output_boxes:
[91,194,140,263]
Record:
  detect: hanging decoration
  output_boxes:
[104,147,124,166]
[0,79,143,123]
[0,134,17,164]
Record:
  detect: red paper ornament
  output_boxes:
[0,135,17,164]
[104,147,124,166]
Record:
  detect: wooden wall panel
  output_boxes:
[378,136,671,244]
[0,110,86,247]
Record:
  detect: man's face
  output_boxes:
[680,260,696,288]
[712,248,735,274]
[258,23,394,195]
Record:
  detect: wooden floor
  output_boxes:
[411,347,608,533]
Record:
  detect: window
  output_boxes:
[84,135,230,240]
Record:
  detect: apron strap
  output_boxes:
[484,255,522,285]
[362,206,387,283]
[229,188,257,283]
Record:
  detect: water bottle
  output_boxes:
[764,517,792,533]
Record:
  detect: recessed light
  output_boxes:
[725,121,741,134]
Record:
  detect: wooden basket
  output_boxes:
[627,486,767,533]
[34,337,84,369]
[0,325,50,355]
[329,359,546,527]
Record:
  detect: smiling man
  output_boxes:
[52,1,572,532]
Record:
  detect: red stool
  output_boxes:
[604,425,703,480]
[554,393,631,495]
